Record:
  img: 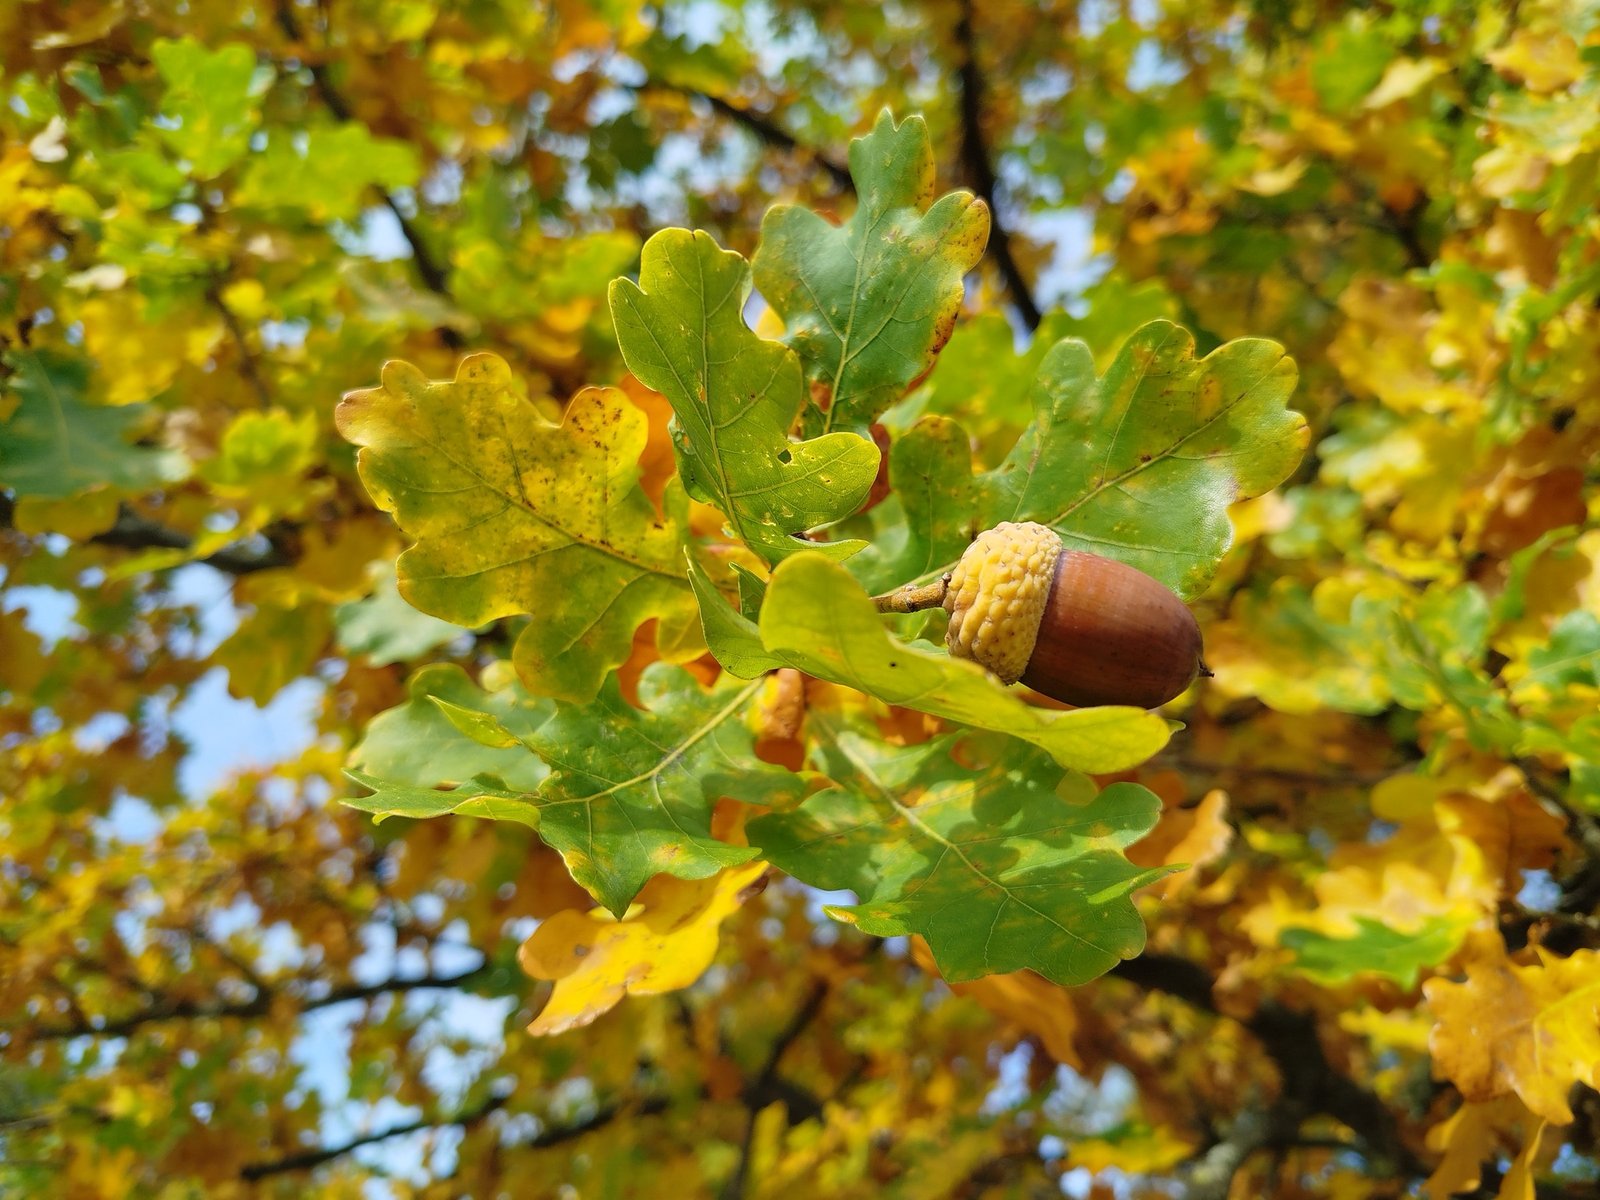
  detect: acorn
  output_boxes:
[876,521,1207,709]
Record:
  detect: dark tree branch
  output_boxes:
[649,84,854,191]
[87,507,296,575]
[205,281,273,408]
[273,0,463,346]
[953,0,1042,331]
[241,1088,510,1179]
[28,963,490,1042]
[1,494,296,576]
[241,1090,671,1180]
[1110,954,1426,1193]
[723,980,829,1199]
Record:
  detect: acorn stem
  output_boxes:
[873,577,950,614]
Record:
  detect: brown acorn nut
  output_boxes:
[884,521,1206,709]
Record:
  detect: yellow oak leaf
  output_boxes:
[519,862,767,1036]
[1424,933,1600,1123]
[75,291,221,406]
[1498,1119,1550,1200]
[1128,788,1233,899]
[945,966,1082,1069]
[1424,1096,1532,1199]
[1486,27,1584,92]
[1068,1124,1194,1174]
[9,490,120,538]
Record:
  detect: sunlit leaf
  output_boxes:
[610,228,880,564]
[752,719,1173,985]
[518,862,767,1035]
[336,354,700,702]
[981,321,1308,600]
[752,109,989,435]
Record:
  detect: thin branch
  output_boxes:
[241,1089,510,1179]
[27,963,490,1042]
[723,980,829,1200]
[86,507,295,576]
[1151,754,1393,789]
[204,281,272,408]
[954,0,1041,331]
[272,0,462,345]
[647,84,854,191]
[1182,1106,1280,1200]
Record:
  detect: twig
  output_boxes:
[205,281,272,407]
[26,962,489,1041]
[240,1088,514,1179]
[723,980,829,1199]
[647,84,853,192]
[273,0,462,346]
[954,0,1041,330]
[87,507,295,576]
[873,577,949,613]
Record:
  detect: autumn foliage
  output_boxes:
[3,1,1600,1198]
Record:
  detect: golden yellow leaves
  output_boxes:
[1425,933,1600,1125]
[519,862,767,1036]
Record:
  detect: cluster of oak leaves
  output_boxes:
[3,1,1600,1192]
[337,112,1597,1190]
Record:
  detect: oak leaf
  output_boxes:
[1424,933,1600,1123]
[519,862,767,1036]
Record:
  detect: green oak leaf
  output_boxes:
[336,354,700,703]
[1514,611,1600,696]
[239,124,420,222]
[610,228,879,564]
[348,663,552,792]
[849,415,979,595]
[333,565,467,666]
[752,110,990,436]
[750,720,1173,985]
[520,665,793,915]
[981,320,1308,600]
[695,550,1170,774]
[686,556,778,680]
[1281,915,1468,990]
[0,349,189,498]
[150,37,269,178]
[890,310,1075,459]
[345,773,544,830]
[1387,612,1521,753]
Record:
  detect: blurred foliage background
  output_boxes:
[3,0,1600,1196]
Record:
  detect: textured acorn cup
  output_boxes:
[886,521,1206,709]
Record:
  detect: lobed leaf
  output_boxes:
[848,415,979,595]
[0,349,189,499]
[689,551,1171,775]
[751,109,990,436]
[336,354,700,703]
[520,665,794,916]
[348,663,795,916]
[519,863,767,1036]
[610,228,880,565]
[982,320,1308,600]
[751,720,1173,985]
[1425,935,1600,1124]
[348,663,552,792]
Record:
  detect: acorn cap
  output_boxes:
[943,521,1063,685]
